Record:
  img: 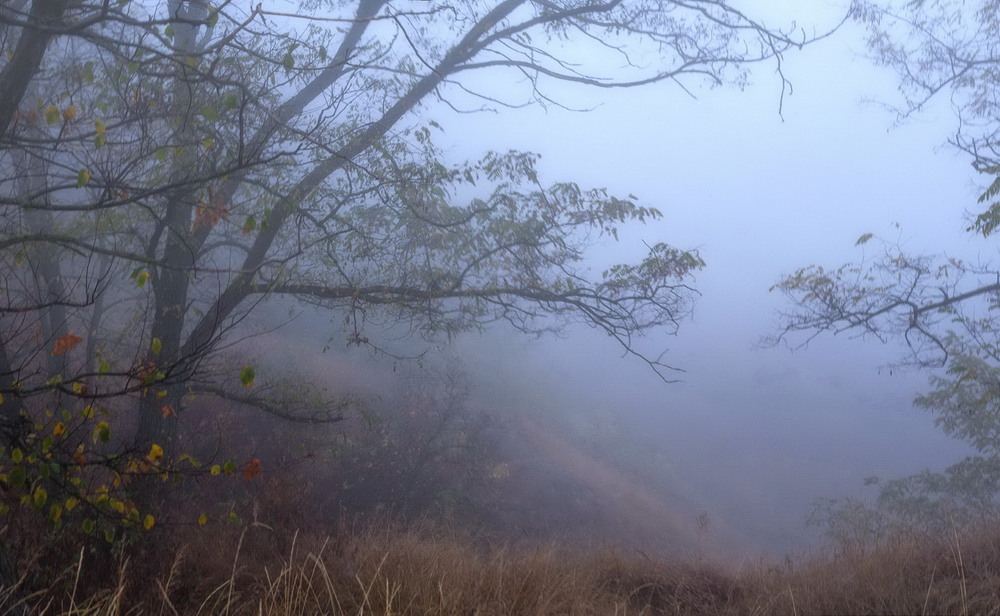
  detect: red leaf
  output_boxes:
[242,458,263,482]
[52,333,83,356]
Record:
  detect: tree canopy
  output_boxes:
[0,0,808,544]
[775,0,1000,537]
[774,0,1000,366]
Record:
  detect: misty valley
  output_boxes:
[3,0,1000,613]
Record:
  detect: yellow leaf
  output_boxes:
[198,513,207,526]
[72,381,86,394]
[143,514,155,530]
[53,422,66,438]
[33,486,47,509]
[44,106,59,125]
[240,365,254,387]
[147,443,164,461]
[94,117,106,135]
[62,105,76,122]
[151,337,161,355]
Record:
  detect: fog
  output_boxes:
[265,2,985,557]
[8,0,992,570]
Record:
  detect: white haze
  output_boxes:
[417,1,985,555]
[257,0,987,557]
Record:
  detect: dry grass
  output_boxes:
[6,520,1000,615]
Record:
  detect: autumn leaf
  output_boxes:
[53,422,66,438]
[160,404,175,418]
[191,186,228,232]
[239,365,254,387]
[51,333,83,356]
[62,105,77,122]
[137,362,161,384]
[33,486,47,509]
[143,514,155,530]
[132,269,150,287]
[72,444,87,466]
[147,443,164,462]
[242,458,263,481]
[198,513,208,526]
[94,117,106,136]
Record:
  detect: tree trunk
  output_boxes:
[0,0,69,135]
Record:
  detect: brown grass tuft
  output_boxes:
[8,518,1000,615]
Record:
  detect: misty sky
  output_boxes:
[412,0,987,554]
[253,0,989,557]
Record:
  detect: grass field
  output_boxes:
[5,517,1000,615]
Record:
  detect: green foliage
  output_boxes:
[810,344,1000,540]
[0,388,250,543]
[0,400,140,537]
[782,1,1000,539]
[0,0,806,570]
[969,202,1000,237]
